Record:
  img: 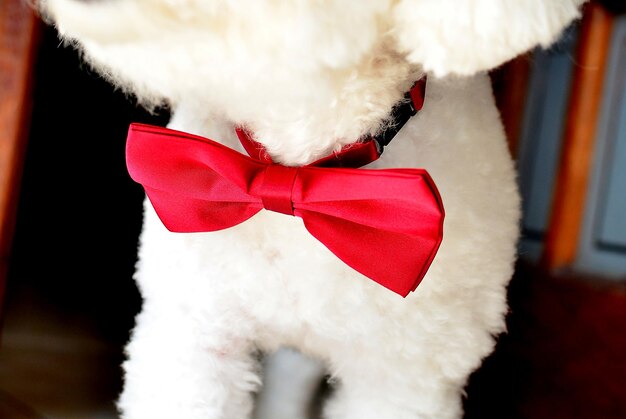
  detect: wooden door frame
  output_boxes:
[0,0,42,319]
[542,2,615,270]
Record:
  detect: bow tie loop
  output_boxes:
[257,165,299,216]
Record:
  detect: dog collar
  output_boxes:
[237,77,427,168]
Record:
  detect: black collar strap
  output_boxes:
[373,77,426,154]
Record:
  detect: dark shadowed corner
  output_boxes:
[0,21,168,418]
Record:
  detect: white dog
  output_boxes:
[40,1,584,418]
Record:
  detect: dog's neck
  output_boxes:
[161,40,423,166]
[230,77,426,168]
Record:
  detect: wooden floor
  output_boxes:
[1,261,626,419]
[464,262,626,419]
[0,284,121,418]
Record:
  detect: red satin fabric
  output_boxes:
[236,128,382,168]
[126,123,444,297]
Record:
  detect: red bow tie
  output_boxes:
[126,122,444,297]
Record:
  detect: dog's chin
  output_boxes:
[38,0,586,168]
[42,0,179,46]
[42,0,587,81]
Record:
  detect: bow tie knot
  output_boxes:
[258,165,299,216]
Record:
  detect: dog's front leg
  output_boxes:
[114,105,265,418]
[323,349,464,419]
[117,304,260,419]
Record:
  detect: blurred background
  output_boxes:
[0,1,625,418]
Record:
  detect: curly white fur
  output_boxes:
[39,1,583,418]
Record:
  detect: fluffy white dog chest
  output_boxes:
[127,74,519,419]
[40,0,585,417]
